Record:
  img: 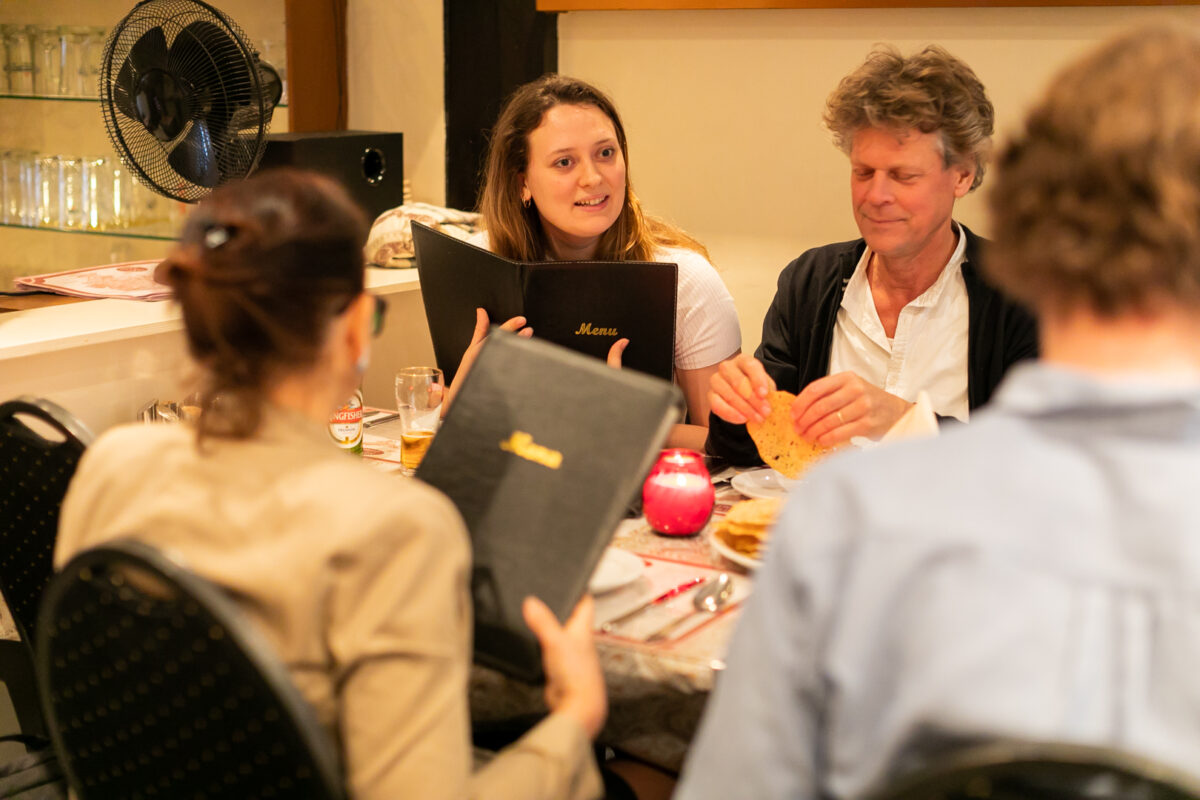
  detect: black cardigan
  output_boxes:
[707,225,1039,465]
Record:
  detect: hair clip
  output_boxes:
[204,224,233,250]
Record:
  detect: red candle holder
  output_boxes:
[642,448,715,536]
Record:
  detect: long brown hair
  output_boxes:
[155,168,368,441]
[478,73,707,262]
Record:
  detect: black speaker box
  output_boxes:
[258,130,404,221]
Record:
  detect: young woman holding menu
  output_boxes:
[464,74,741,450]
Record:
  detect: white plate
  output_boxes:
[709,529,763,571]
[731,467,801,499]
[588,548,645,594]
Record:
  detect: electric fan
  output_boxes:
[99,0,283,202]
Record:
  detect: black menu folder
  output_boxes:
[412,221,677,384]
[415,331,683,683]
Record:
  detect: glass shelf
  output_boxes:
[0,92,97,102]
[0,221,177,241]
[0,92,287,107]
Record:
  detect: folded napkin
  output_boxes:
[881,390,939,442]
[365,202,481,269]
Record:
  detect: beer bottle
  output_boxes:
[329,389,364,455]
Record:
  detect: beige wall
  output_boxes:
[558,6,1200,353]
[347,0,446,207]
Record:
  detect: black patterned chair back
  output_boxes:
[868,741,1200,800]
[37,540,347,800]
[0,395,92,645]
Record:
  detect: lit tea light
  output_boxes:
[642,448,715,536]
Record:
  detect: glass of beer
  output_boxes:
[395,366,444,476]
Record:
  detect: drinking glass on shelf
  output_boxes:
[60,26,101,98]
[82,27,106,97]
[107,159,137,229]
[1,149,38,226]
[127,179,169,229]
[394,367,444,476]
[82,156,110,229]
[35,154,60,227]
[2,24,35,95]
[33,26,63,96]
[0,150,16,224]
[59,156,85,228]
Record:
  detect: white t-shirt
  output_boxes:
[828,226,970,421]
[467,232,741,372]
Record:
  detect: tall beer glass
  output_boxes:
[394,367,443,476]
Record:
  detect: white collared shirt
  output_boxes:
[828,226,970,421]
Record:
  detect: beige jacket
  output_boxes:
[56,412,602,800]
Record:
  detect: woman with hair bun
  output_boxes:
[463,74,742,450]
[56,168,607,800]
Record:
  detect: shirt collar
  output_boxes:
[845,222,967,312]
[259,404,340,450]
[993,361,1200,438]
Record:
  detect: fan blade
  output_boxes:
[168,20,236,90]
[112,75,138,122]
[168,20,237,141]
[217,132,261,183]
[224,103,264,137]
[168,120,220,188]
[127,26,169,77]
[113,26,168,122]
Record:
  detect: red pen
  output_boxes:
[600,576,706,633]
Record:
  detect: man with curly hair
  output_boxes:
[680,28,1200,798]
[707,46,1036,462]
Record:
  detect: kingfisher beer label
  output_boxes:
[329,390,364,455]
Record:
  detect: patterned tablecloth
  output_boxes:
[363,413,760,771]
[464,503,754,772]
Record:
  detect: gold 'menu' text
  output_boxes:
[499,431,563,470]
[574,322,618,336]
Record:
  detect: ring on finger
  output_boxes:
[836,410,845,425]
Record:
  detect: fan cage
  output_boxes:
[100,0,276,203]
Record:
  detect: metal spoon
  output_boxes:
[644,573,734,643]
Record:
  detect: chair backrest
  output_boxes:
[0,396,93,645]
[37,539,347,800]
[868,740,1200,800]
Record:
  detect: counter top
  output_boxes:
[0,267,421,361]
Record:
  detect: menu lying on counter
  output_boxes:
[417,330,684,683]
[14,260,170,301]
[412,221,677,384]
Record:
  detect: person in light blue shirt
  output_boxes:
[677,27,1200,800]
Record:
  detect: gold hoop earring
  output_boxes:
[522,197,531,209]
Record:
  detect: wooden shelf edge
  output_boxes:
[539,0,1195,9]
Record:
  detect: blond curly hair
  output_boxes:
[824,45,994,191]
[986,27,1200,316]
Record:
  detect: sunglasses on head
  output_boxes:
[370,294,388,337]
[335,292,387,336]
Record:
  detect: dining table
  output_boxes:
[360,408,769,772]
[0,409,777,773]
